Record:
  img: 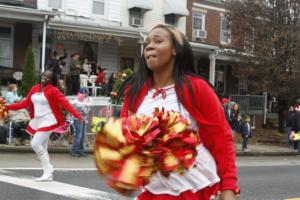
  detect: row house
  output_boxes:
[187,0,240,97]
[0,0,54,85]
[36,0,189,78]
[0,0,189,85]
[1,0,240,97]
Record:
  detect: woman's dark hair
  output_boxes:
[119,24,196,110]
[40,69,58,87]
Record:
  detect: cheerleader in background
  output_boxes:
[7,70,81,181]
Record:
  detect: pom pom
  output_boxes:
[0,98,8,120]
[94,108,200,195]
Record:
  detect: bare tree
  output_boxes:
[225,0,300,130]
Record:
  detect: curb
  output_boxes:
[0,145,94,154]
[0,145,298,156]
[236,151,298,156]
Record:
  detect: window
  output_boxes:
[0,26,13,68]
[165,14,177,26]
[93,0,105,16]
[129,8,143,27]
[48,0,62,9]
[192,12,207,40]
[238,78,248,95]
[220,16,230,44]
[244,30,254,52]
[193,12,205,30]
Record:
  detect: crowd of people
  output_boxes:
[47,50,124,97]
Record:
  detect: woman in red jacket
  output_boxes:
[119,24,239,200]
[7,70,81,182]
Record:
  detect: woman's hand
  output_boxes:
[220,190,237,200]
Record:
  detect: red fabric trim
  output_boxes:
[26,125,35,135]
[26,124,60,135]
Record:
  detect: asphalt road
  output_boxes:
[0,154,300,200]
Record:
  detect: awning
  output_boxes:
[164,0,189,16]
[190,42,219,53]
[48,18,145,39]
[128,0,154,10]
[0,4,56,22]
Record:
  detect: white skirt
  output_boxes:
[144,144,220,196]
[27,112,58,135]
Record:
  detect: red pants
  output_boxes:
[137,183,220,200]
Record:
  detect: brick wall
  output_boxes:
[187,0,225,45]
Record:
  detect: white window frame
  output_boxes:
[220,16,230,44]
[192,12,205,31]
[91,0,107,18]
[48,0,64,10]
[0,24,14,68]
[129,8,143,27]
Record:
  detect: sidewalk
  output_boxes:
[0,143,298,156]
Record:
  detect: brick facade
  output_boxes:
[186,0,225,45]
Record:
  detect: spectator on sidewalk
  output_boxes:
[5,84,21,105]
[286,106,295,148]
[230,103,241,136]
[69,87,92,157]
[221,98,231,123]
[69,53,81,95]
[240,114,252,152]
[7,109,31,146]
[95,67,107,96]
[47,49,67,80]
[81,58,92,76]
[290,104,300,153]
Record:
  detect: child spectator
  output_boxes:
[5,84,21,105]
[95,67,107,86]
[240,114,252,152]
[70,87,92,157]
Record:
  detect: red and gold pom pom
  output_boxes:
[94,108,200,195]
[0,97,8,120]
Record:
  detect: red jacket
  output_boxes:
[121,75,238,192]
[7,84,81,126]
[95,71,105,85]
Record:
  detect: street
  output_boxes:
[0,154,300,200]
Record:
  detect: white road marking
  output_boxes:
[0,170,132,200]
[0,167,97,171]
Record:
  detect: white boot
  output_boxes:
[35,152,54,182]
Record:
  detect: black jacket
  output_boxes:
[286,111,295,128]
[292,112,300,132]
